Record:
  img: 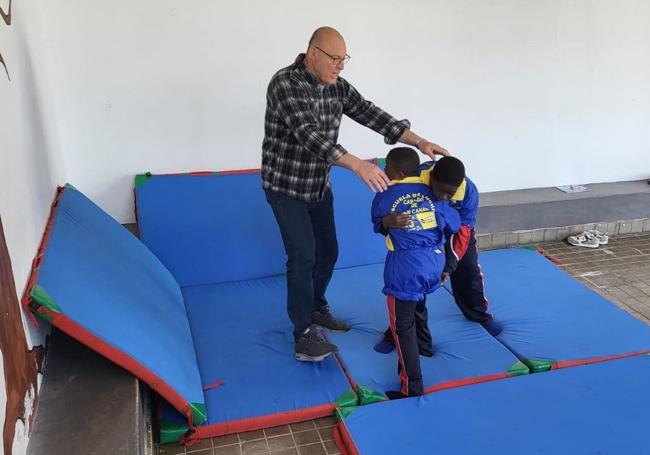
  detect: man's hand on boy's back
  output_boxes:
[382,213,412,230]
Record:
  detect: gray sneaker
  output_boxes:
[311,306,350,332]
[294,327,338,362]
[567,232,599,249]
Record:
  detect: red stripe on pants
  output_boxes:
[387,295,410,396]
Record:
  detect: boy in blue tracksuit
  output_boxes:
[376,157,502,350]
[419,160,501,335]
[371,147,460,399]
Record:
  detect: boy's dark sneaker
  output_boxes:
[374,330,396,354]
[295,327,338,362]
[481,319,503,337]
[374,332,433,356]
[385,390,422,400]
[311,306,350,332]
[374,337,395,354]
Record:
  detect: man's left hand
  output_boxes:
[418,140,450,158]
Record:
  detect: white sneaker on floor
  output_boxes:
[567,232,600,248]
[586,229,609,245]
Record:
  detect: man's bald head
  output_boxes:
[304,26,348,85]
[308,26,344,49]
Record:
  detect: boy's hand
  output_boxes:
[382,213,412,229]
[441,271,450,284]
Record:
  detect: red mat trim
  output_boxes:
[38,308,197,425]
[333,422,360,455]
[552,350,650,370]
[21,186,65,326]
[184,403,337,443]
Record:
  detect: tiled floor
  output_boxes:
[157,233,650,455]
[539,233,650,324]
[158,416,340,455]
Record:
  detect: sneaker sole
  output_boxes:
[295,351,336,362]
[567,239,599,248]
[312,323,350,333]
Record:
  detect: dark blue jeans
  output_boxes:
[265,189,339,339]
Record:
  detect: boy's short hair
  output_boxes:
[386,147,420,177]
[431,156,465,186]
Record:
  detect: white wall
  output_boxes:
[0,0,63,345]
[0,0,66,452]
[33,0,650,223]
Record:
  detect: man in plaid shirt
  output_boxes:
[263,26,449,362]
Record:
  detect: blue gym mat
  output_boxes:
[326,264,527,402]
[181,276,354,436]
[336,354,650,455]
[23,185,206,424]
[476,248,650,371]
[134,166,386,287]
[135,172,286,287]
[29,178,650,447]
[327,166,386,268]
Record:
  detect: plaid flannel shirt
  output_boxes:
[262,54,410,202]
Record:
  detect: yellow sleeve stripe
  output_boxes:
[420,168,433,185]
[451,180,467,202]
[386,235,394,251]
[389,176,426,185]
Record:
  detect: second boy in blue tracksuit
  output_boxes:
[419,160,501,335]
[371,147,460,399]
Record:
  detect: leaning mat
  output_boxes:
[22,185,206,425]
[477,248,650,371]
[335,354,650,455]
[134,165,386,287]
[326,264,527,403]
[23,185,356,443]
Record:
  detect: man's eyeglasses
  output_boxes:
[314,46,351,65]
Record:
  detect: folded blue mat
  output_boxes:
[24,185,206,425]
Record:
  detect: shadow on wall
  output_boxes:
[1,0,12,80]
[0,216,43,455]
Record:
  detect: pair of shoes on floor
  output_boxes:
[567,230,608,249]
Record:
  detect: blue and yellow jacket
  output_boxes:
[371,176,460,301]
[419,161,479,228]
